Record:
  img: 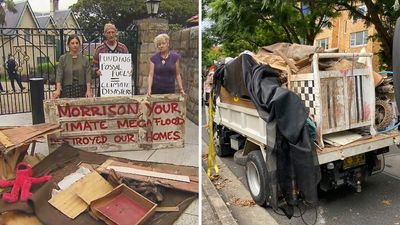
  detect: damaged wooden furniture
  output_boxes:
[287,53,376,148]
[0,124,60,180]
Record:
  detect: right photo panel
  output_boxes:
[202,1,400,225]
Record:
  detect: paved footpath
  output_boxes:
[0,112,199,225]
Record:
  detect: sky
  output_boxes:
[22,0,78,13]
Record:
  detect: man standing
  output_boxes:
[92,23,129,96]
[6,55,25,92]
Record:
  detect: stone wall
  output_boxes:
[169,27,199,124]
[136,18,169,95]
[137,18,199,124]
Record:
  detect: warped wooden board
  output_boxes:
[97,159,198,193]
[0,124,60,153]
[107,166,190,183]
[323,131,363,146]
[44,95,186,152]
[0,145,30,180]
[0,211,43,225]
[49,171,113,219]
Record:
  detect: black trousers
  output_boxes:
[9,74,24,91]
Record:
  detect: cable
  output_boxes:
[272,207,301,218]
[297,202,318,225]
[377,121,400,134]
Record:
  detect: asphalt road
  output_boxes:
[202,107,400,225]
[219,151,400,225]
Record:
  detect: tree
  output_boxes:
[158,0,197,26]
[0,0,17,25]
[71,0,197,41]
[334,0,400,69]
[207,0,339,46]
[71,0,147,40]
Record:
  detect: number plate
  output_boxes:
[343,154,366,169]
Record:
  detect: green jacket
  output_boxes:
[56,53,91,86]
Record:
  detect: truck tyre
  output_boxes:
[375,100,393,130]
[234,149,248,166]
[246,150,267,206]
[214,129,234,157]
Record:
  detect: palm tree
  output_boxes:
[0,0,18,26]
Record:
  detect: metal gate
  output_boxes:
[0,25,138,115]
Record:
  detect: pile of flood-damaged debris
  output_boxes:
[217,42,394,132]
[0,124,198,225]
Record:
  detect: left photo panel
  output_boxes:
[0,0,199,225]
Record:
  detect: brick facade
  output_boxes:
[315,10,381,70]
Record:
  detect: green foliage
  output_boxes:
[203,0,339,68]
[86,55,93,62]
[169,24,184,32]
[0,0,17,25]
[334,0,400,69]
[36,62,56,74]
[71,0,197,40]
[159,0,198,26]
[208,0,339,46]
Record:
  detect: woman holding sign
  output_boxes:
[147,34,185,95]
[52,34,92,99]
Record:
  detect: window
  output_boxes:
[344,20,347,33]
[321,16,330,28]
[350,30,368,47]
[316,38,329,49]
[357,5,367,16]
[351,5,367,23]
[44,35,55,44]
[24,29,31,41]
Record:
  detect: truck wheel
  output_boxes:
[214,129,234,157]
[246,150,267,206]
[234,149,248,166]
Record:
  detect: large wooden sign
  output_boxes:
[99,53,132,97]
[44,94,185,152]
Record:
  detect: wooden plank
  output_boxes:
[319,69,369,78]
[0,212,43,225]
[275,50,299,73]
[0,131,13,148]
[155,206,180,212]
[49,172,113,219]
[220,87,256,109]
[0,124,60,153]
[0,145,29,180]
[323,131,363,146]
[295,57,311,69]
[97,160,198,193]
[44,95,186,152]
[289,73,314,81]
[107,166,190,183]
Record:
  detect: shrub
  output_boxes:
[36,62,56,74]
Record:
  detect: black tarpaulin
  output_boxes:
[243,63,321,217]
[222,54,257,98]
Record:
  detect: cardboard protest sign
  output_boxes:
[99,53,132,97]
[44,94,185,152]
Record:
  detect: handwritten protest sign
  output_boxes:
[44,94,185,152]
[99,53,132,97]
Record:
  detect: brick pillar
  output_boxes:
[136,18,168,95]
[169,27,199,124]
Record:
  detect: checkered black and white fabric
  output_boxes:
[290,80,316,117]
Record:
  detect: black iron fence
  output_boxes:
[0,26,138,115]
